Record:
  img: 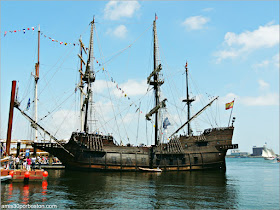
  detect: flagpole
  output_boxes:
[228,98,235,127]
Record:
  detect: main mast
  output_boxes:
[82,17,95,133]
[146,15,165,146]
[153,18,159,146]
[145,15,166,168]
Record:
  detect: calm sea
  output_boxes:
[1,158,279,209]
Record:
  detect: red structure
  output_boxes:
[6,80,17,155]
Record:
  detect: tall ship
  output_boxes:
[9,16,238,171]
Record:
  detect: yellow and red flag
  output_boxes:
[225,100,234,110]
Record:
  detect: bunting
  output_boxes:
[3,26,37,37]
[3,27,83,48]
[40,32,81,48]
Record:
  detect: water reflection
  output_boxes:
[1,170,238,209]
[2,159,279,209]
[51,170,237,209]
[1,180,50,206]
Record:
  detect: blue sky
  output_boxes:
[1,1,279,154]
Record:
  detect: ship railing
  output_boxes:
[203,127,233,135]
[34,142,65,148]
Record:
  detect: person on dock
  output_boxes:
[22,158,27,170]
[31,156,36,171]
[12,155,16,169]
[15,156,20,169]
[38,156,42,169]
[26,157,31,171]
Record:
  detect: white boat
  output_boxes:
[264,157,275,160]
[262,143,276,160]
[138,167,162,172]
[0,175,12,182]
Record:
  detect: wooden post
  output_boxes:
[6,80,17,156]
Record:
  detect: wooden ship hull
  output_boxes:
[33,127,237,171]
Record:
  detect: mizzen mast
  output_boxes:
[182,61,195,136]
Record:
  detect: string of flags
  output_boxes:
[3,26,85,49]
[3,26,36,37]
[40,31,82,47]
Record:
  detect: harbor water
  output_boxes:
[1,158,279,209]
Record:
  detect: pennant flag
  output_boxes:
[225,100,234,110]
[23,29,26,34]
[26,98,31,110]
[32,27,34,31]
[163,117,171,129]
[155,13,158,20]
[4,31,7,37]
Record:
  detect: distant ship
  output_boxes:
[10,16,238,171]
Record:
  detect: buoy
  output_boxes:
[43,171,48,177]
[9,171,14,177]
[24,171,30,179]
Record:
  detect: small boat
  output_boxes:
[264,157,275,160]
[0,175,12,182]
[138,167,162,172]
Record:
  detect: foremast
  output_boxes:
[82,17,96,133]
[32,24,40,142]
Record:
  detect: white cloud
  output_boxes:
[202,8,214,12]
[220,93,238,105]
[106,25,128,39]
[112,79,148,98]
[92,79,148,98]
[258,79,269,90]
[241,93,279,106]
[221,92,279,107]
[253,53,279,70]
[104,1,140,20]
[120,79,148,96]
[48,110,79,139]
[182,15,210,30]
[93,80,115,93]
[272,53,279,68]
[215,23,279,62]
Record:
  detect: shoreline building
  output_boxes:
[252,146,264,156]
